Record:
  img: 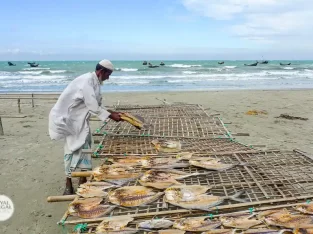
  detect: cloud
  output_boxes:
[182,0,313,44]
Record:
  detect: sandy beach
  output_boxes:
[0,89,312,233]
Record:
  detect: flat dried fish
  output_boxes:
[165,190,247,211]
[108,156,143,166]
[151,139,182,152]
[202,229,235,234]
[141,157,189,169]
[173,216,221,232]
[295,203,313,215]
[76,185,108,198]
[139,169,210,189]
[138,218,174,229]
[108,186,164,207]
[190,158,245,171]
[176,152,194,160]
[220,213,262,229]
[148,230,185,234]
[83,182,119,190]
[68,198,116,219]
[121,113,144,130]
[93,164,142,185]
[96,217,137,234]
[257,209,290,220]
[242,229,291,234]
[165,185,212,202]
[294,228,313,234]
[264,213,313,228]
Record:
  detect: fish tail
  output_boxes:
[228,190,248,203]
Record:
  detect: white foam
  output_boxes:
[183,71,197,74]
[168,79,201,83]
[23,67,50,71]
[115,68,138,72]
[167,64,202,68]
[112,81,149,84]
[49,70,67,73]
[224,66,237,69]
[20,75,66,80]
[283,67,294,70]
[18,71,42,75]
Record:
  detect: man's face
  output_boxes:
[99,70,112,84]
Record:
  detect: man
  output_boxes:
[49,59,121,195]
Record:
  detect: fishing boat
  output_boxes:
[8,62,16,66]
[218,61,224,64]
[280,62,291,66]
[244,62,258,66]
[259,60,269,64]
[143,61,147,65]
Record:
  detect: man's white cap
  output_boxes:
[99,59,114,71]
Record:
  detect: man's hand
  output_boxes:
[109,112,122,122]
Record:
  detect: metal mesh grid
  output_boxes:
[95,136,250,156]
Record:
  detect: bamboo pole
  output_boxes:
[17,98,21,113]
[71,171,93,177]
[31,93,34,108]
[0,117,3,135]
[47,195,77,202]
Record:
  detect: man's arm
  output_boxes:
[81,83,121,122]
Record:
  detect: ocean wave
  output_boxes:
[111,81,149,85]
[183,71,197,74]
[168,79,201,83]
[283,67,294,70]
[23,67,50,71]
[167,64,202,68]
[224,66,237,69]
[115,68,138,72]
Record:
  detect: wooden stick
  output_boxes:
[294,149,313,160]
[0,115,27,118]
[0,117,3,136]
[31,93,34,108]
[71,171,93,177]
[17,98,21,113]
[232,133,250,136]
[47,195,77,202]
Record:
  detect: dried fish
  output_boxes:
[96,217,137,234]
[139,169,210,189]
[76,185,108,198]
[165,185,212,202]
[295,203,313,215]
[138,218,174,229]
[190,158,245,171]
[108,186,164,207]
[242,229,291,234]
[108,156,143,166]
[264,213,313,228]
[68,198,116,219]
[165,190,247,211]
[93,164,142,185]
[151,139,182,152]
[141,157,189,169]
[176,152,194,160]
[202,229,235,234]
[120,113,144,130]
[257,209,290,220]
[148,230,185,234]
[173,216,221,232]
[294,228,313,234]
[220,213,262,229]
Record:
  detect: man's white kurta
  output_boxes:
[49,72,111,152]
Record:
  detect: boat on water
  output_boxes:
[280,62,291,66]
[148,63,159,68]
[30,63,39,67]
[218,61,224,64]
[143,61,147,65]
[160,62,165,66]
[244,62,258,66]
[259,60,269,64]
[8,62,16,66]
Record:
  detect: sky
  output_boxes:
[1,0,313,60]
